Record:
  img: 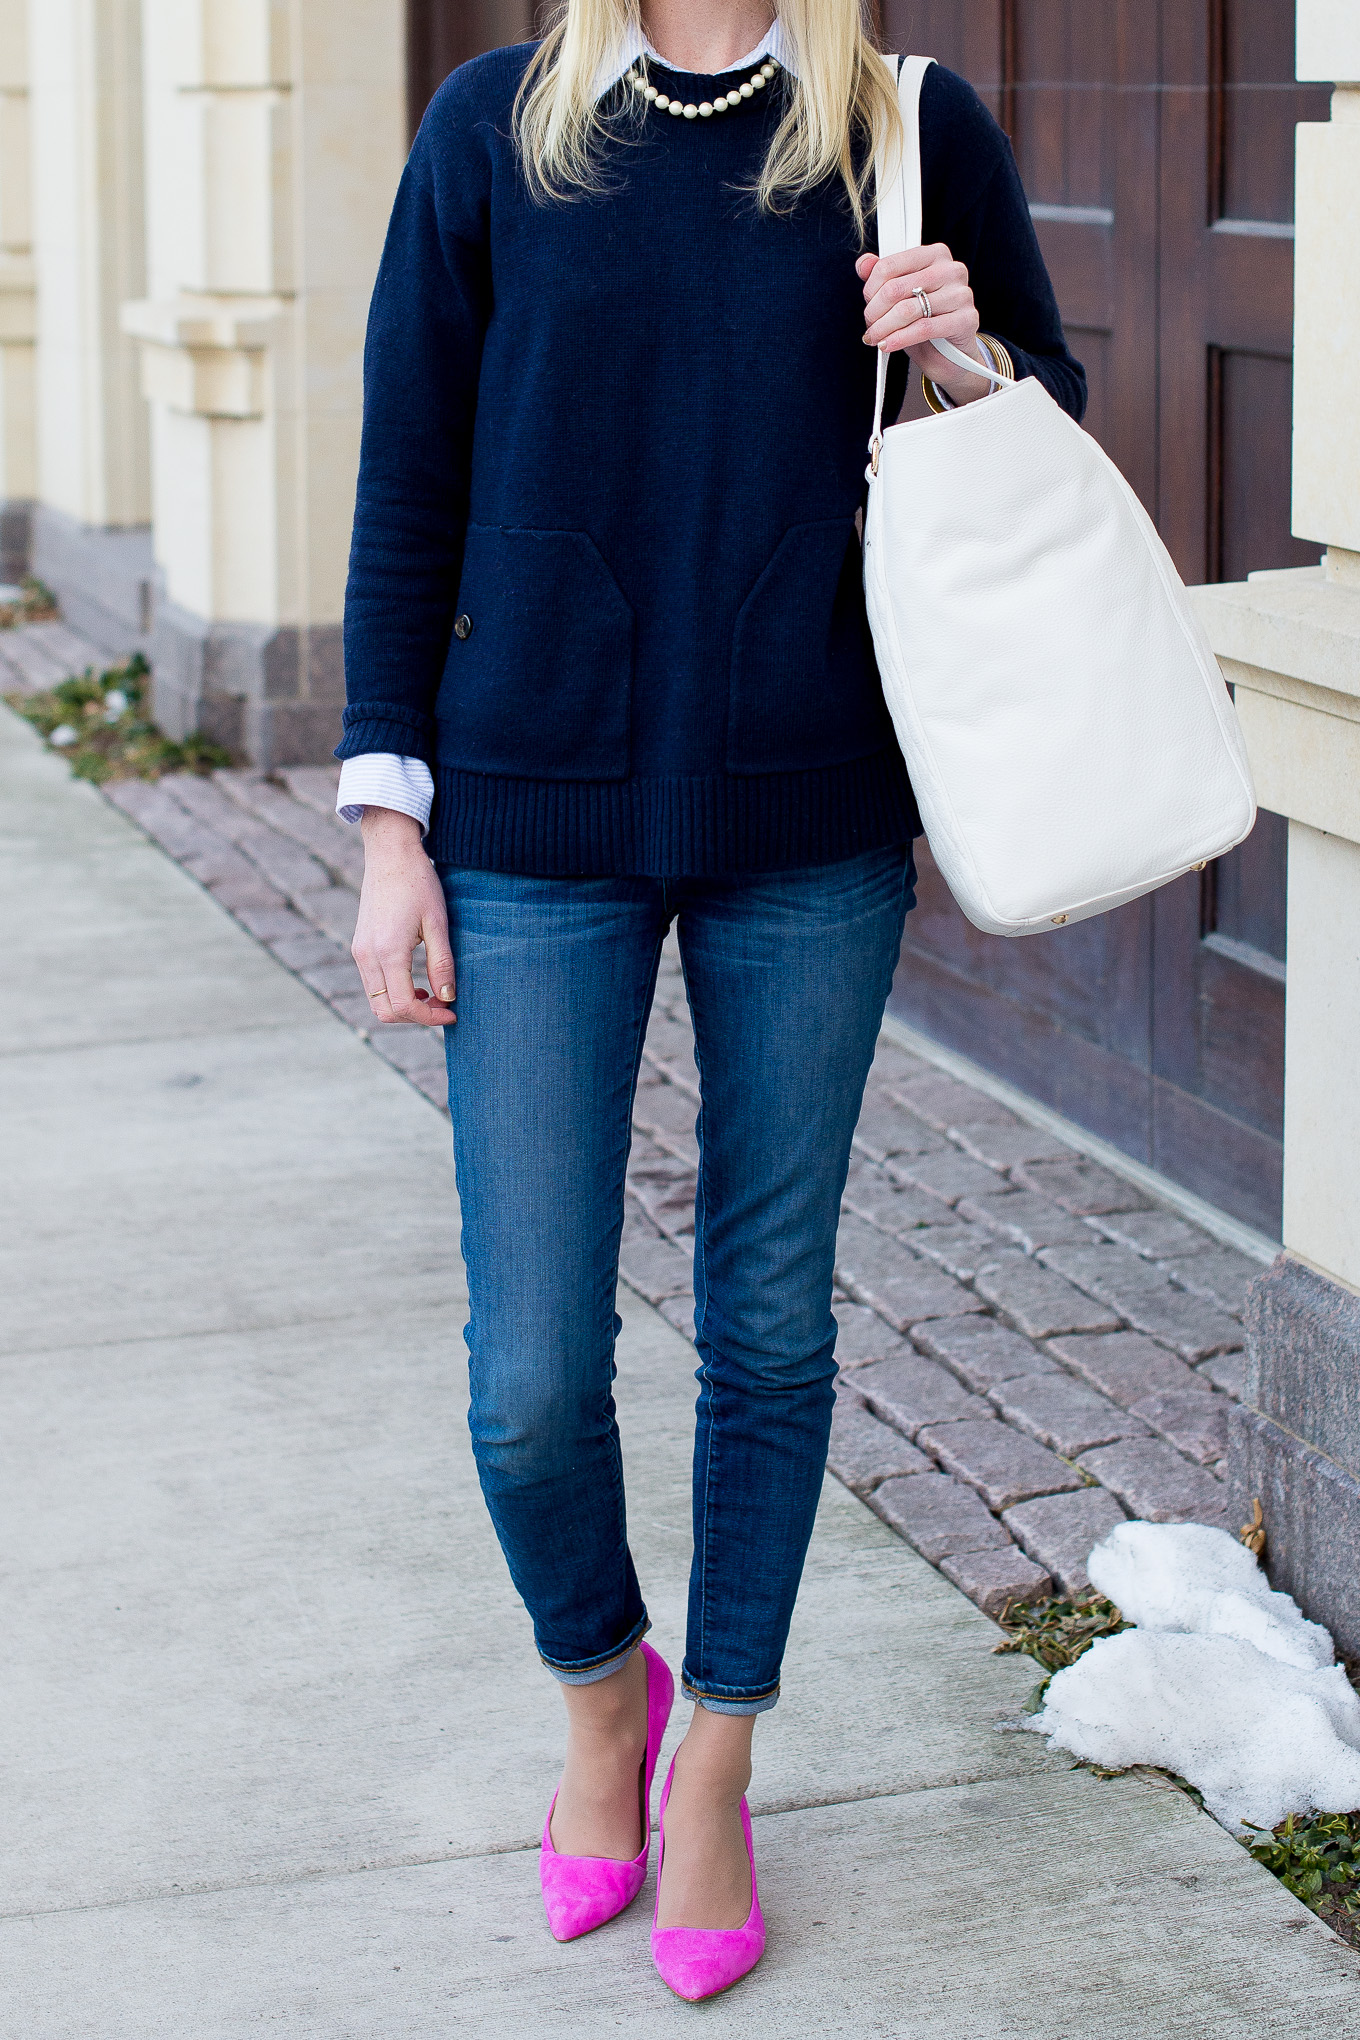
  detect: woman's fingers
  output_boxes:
[856,242,985,379]
[353,926,455,1028]
[374,952,417,1022]
[352,940,391,1016]
[862,258,969,334]
[377,950,452,1027]
[859,243,964,303]
[857,241,951,287]
[864,282,975,350]
[422,915,457,1023]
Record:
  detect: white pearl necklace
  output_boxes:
[625,56,779,120]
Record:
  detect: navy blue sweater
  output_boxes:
[340,46,1085,875]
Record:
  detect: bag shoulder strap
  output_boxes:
[876,54,933,258]
[870,53,1006,458]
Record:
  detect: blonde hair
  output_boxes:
[514,3,902,239]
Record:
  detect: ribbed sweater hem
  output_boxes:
[425,751,922,877]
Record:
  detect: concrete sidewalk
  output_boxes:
[2,704,1356,2036]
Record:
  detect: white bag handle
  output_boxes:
[870,54,1005,456]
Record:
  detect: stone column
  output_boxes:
[27,0,152,646]
[1190,0,1360,1658]
[123,0,406,765]
[0,0,35,576]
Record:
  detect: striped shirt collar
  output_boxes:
[593,17,797,100]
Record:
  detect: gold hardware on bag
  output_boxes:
[1051,913,1068,925]
[1195,860,1207,871]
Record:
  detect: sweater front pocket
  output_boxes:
[436,526,634,781]
[727,518,892,776]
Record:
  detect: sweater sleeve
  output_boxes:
[920,67,1087,425]
[338,86,493,763]
[945,153,1087,422]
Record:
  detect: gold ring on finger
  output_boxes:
[365,985,389,1000]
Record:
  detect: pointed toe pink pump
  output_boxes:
[539,1639,675,1942]
[650,1758,766,2001]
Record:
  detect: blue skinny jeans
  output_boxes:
[438,846,913,1714]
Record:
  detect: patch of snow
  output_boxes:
[1027,1520,1360,1830]
[1030,1631,1360,1831]
[1088,1519,1334,1672]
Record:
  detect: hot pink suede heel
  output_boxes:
[539,1639,675,1942]
[650,1758,766,2001]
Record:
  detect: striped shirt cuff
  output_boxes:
[335,753,435,833]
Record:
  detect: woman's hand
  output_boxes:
[352,807,457,1027]
[856,243,992,407]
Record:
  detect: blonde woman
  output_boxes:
[338,0,1082,2000]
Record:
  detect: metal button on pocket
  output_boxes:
[454,614,473,640]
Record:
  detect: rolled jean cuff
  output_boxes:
[540,1614,651,1688]
[681,1675,780,1717]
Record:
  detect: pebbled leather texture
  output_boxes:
[867,58,1257,938]
[539,1640,676,1942]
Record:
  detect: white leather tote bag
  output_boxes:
[864,55,1257,937]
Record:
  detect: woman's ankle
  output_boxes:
[560,1646,649,1749]
[655,1751,753,1930]
[669,1698,754,1796]
[550,1648,650,1859]
[669,1736,749,1804]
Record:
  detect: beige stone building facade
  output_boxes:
[1,0,406,763]
[1,0,1357,1645]
[1189,0,1360,1655]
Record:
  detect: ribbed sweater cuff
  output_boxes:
[336,701,436,763]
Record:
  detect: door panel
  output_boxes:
[1157,0,1324,581]
[1151,2,1324,1228]
[1010,4,1118,482]
[880,0,1323,1237]
[1211,349,1308,582]
[1213,808,1288,960]
[893,1,1007,113]
[1017,4,1161,523]
[899,844,1157,1152]
[1220,0,1314,222]
[406,0,539,138]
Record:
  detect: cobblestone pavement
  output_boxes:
[84,755,1267,1624]
[3,603,1262,1631]
[0,616,123,692]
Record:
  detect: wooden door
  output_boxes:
[880,0,1326,1238]
[1148,1,1324,1225]
[406,0,540,138]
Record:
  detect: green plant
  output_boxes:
[4,653,233,782]
[994,1593,1127,1674]
[1245,1811,1360,1931]
[993,1593,1127,1717]
[0,575,60,627]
